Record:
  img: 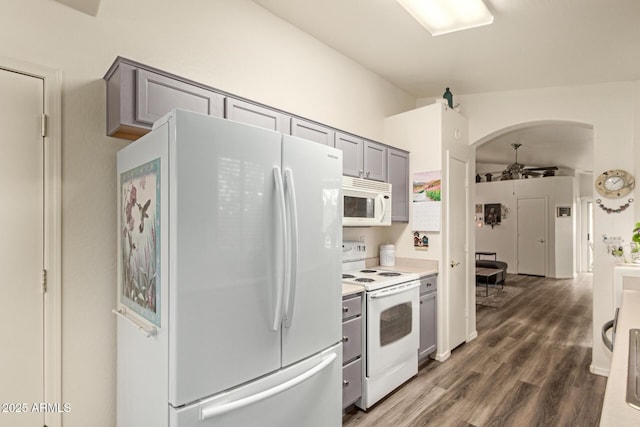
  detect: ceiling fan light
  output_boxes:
[396,0,494,36]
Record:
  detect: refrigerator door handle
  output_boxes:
[283,168,299,328]
[272,167,288,331]
[199,352,337,421]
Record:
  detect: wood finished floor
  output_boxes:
[342,273,607,427]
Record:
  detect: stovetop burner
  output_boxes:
[355,278,375,283]
[342,274,356,279]
[378,272,401,277]
[360,269,377,273]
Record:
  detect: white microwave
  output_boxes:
[342,177,392,226]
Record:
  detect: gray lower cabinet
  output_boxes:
[342,293,363,409]
[224,97,291,134]
[291,118,335,146]
[387,148,410,222]
[104,57,224,140]
[419,274,437,360]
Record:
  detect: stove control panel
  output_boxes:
[342,241,366,263]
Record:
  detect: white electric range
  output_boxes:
[342,241,420,410]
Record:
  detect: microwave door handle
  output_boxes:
[283,168,299,328]
[376,195,385,223]
[272,167,287,331]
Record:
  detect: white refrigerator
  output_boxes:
[115,109,343,426]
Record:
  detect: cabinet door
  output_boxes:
[419,292,437,359]
[342,358,362,409]
[136,69,224,126]
[335,132,363,178]
[104,58,224,140]
[363,140,387,182]
[387,148,410,222]
[342,317,362,364]
[225,98,291,134]
[291,118,335,146]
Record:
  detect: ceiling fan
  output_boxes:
[486,143,558,181]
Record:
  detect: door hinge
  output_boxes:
[41,114,48,137]
[42,269,47,293]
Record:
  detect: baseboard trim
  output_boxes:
[590,363,610,377]
[435,350,451,362]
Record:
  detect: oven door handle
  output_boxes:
[370,281,420,299]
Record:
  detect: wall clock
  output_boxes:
[595,169,635,199]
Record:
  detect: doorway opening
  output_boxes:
[473,120,593,280]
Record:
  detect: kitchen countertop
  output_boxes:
[600,289,640,426]
[375,258,438,278]
[342,283,364,297]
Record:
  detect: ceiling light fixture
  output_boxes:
[396,0,494,36]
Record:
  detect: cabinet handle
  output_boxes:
[420,301,423,304]
[343,306,349,313]
[343,380,350,387]
[366,171,370,177]
[343,336,349,342]
[358,170,364,177]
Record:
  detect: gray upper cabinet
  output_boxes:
[335,132,364,178]
[225,98,291,134]
[104,57,224,140]
[135,69,224,126]
[103,59,410,196]
[291,118,335,146]
[387,148,410,222]
[363,140,387,182]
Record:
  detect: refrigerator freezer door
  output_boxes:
[169,343,342,427]
[168,111,284,407]
[280,136,343,367]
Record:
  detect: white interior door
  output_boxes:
[517,197,547,276]
[0,68,45,426]
[446,146,473,351]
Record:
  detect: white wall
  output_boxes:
[419,82,639,376]
[0,1,415,426]
[344,104,448,261]
[382,105,443,261]
[475,176,575,278]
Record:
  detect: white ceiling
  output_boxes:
[475,122,593,174]
[251,0,640,98]
[251,0,629,173]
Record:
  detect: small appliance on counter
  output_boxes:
[342,241,420,410]
[379,243,395,267]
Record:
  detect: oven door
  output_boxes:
[366,281,420,378]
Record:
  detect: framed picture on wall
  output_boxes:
[484,203,501,227]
